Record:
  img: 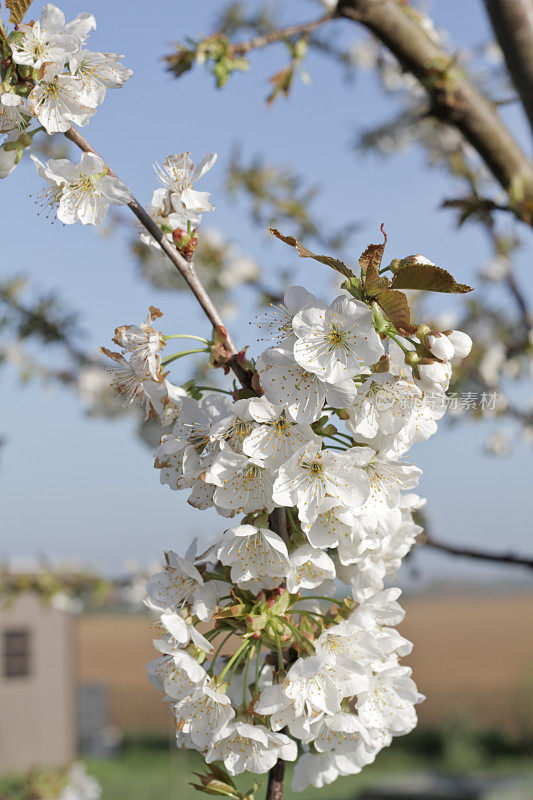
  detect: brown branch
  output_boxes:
[230,13,333,57]
[335,0,533,216]
[424,535,533,569]
[64,126,237,355]
[265,758,285,800]
[482,0,533,137]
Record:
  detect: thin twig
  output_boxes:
[230,13,333,56]
[424,535,533,569]
[64,126,237,355]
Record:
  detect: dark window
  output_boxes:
[3,629,31,678]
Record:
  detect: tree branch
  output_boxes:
[64,126,237,355]
[482,0,533,137]
[424,535,533,569]
[335,0,533,215]
[230,13,333,57]
[265,758,285,800]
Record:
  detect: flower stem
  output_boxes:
[334,430,355,443]
[279,617,315,651]
[161,347,210,367]
[225,642,250,684]
[254,638,262,694]
[242,643,255,707]
[218,639,250,681]
[324,434,351,448]
[208,629,234,673]
[162,334,211,344]
[291,595,340,605]
[388,332,411,355]
[296,609,327,621]
[195,386,233,395]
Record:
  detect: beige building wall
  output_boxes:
[0,594,76,775]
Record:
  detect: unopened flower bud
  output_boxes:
[425,332,455,361]
[446,329,472,360]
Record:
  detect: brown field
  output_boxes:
[77,591,533,734]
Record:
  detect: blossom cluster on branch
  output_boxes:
[0,3,477,797]
[0,2,132,223]
[101,159,472,791]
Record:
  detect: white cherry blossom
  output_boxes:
[257,347,357,423]
[152,612,212,654]
[28,66,96,134]
[155,152,217,222]
[315,619,381,667]
[313,712,371,758]
[146,651,206,702]
[348,373,421,438]
[113,307,163,362]
[31,152,131,225]
[141,187,201,251]
[145,549,223,621]
[356,664,424,734]
[205,450,275,515]
[217,524,289,593]
[0,94,27,133]
[242,397,317,467]
[282,655,368,717]
[425,331,455,361]
[292,295,384,383]
[286,544,336,593]
[254,285,317,349]
[100,348,167,420]
[10,4,80,68]
[173,682,235,750]
[273,441,371,526]
[70,50,133,105]
[206,722,296,775]
[291,752,340,792]
[364,452,422,507]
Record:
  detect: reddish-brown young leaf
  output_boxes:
[269,227,354,278]
[391,262,473,293]
[6,0,34,25]
[361,224,390,296]
[376,289,417,335]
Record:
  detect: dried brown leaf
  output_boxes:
[269,227,354,278]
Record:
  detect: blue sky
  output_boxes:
[1,0,532,587]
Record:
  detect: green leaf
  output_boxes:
[360,224,389,296]
[269,227,354,278]
[376,289,417,335]
[390,262,473,293]
[6,0,34,25]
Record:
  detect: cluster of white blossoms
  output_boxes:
[141,152,217,256]
[103,230,472,790]
[0,3,134,222]
[6,3,132,134]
